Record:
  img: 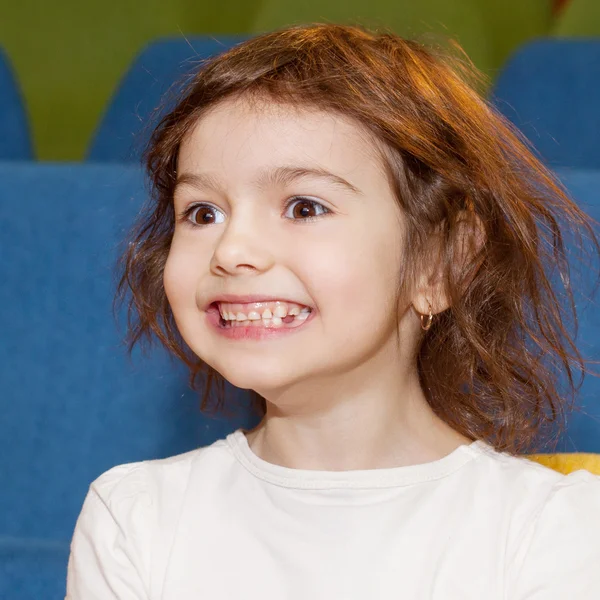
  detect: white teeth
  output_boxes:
[217,302,312,324]
[273,305,287,318]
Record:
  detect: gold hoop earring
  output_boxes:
[420,301,433,331]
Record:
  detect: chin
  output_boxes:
[210,359,304,396]
[219,370,291,394]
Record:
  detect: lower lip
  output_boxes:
[205,308,315,340]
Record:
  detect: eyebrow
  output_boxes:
[174,165,363,196]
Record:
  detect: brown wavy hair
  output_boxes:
[117,23,600,454]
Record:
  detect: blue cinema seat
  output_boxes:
[0,163,256,599]
[491,39,600,169]
[551,169,600,453]
[0,47,33,160]
[0,164,598,597]
[87,35,247,163]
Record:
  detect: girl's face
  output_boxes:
[165,96,416,397]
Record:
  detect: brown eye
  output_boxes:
[285,197,329,220]
[187,204,225,226]
[193,207,214,224]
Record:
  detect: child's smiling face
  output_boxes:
[164,95,418,397]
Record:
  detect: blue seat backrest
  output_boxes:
[0,165,598,555]
[0,538,70,600]
[550,169,600,453]
[491,39,600,169]
[0,164,255,544]
[0,47,33,160]
[86,35,247,163]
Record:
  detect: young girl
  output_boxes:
[66,24,600,599]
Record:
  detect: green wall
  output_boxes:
[553,0,600,35]
[0,0,555,160]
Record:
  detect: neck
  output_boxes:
[246,344,472,471]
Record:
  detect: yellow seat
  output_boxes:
[525,453,600,475]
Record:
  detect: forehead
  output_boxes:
[177,95,387,181]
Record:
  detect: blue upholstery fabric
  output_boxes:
[0,537,69,600]
[0,48,33,160]
[549,169,600,453]
[86,36,247,163]
[1,165,599,596]
[491,39,600,169]
[0,164,256,546]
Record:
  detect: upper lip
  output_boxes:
[204,294,312,310]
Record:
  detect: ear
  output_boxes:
[412,209,486,317]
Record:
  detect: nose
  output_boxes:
[209,210,275,276]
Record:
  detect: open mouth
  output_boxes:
[209,300,313,330]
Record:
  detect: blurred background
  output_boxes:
[0,0,595,160]
[2,1,600,598]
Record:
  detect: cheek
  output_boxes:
[163,244,199,310]
[305,227,401,322]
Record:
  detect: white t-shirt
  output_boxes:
[66,428,600,599]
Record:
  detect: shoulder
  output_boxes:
[469,441,600,517]
[464,444,600,596]
[510,470,600,597]
[89,438,231,514]
[479,448,600,598]
[514,466,600,548]
[465,440,586,493]
[67,438,233,597]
